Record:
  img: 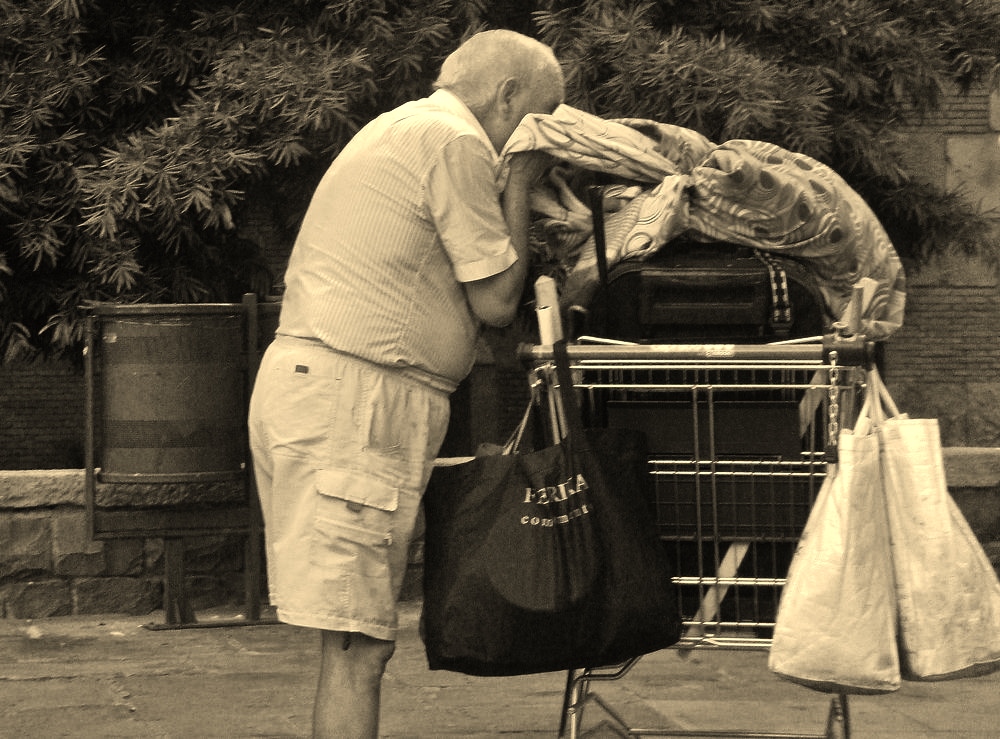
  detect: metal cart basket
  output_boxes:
[520,336,873,739]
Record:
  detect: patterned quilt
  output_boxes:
[500,105,906,339]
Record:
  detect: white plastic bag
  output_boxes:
[872,370,1000,680]
[769,390,900,693]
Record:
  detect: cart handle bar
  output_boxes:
[517,333,873,367]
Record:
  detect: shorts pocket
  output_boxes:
[310,471,397,619]
[256,359,337,464]
[315,469,399,512]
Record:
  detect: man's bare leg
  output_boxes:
[313,630,396,739]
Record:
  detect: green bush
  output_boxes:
[1,0,997,359]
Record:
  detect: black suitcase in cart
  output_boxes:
[585,239,828,344]
[582,240,829,462]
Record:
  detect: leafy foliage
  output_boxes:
[1,0,998,359]
[0,0,487,359]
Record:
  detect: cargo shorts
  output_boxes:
[248,336,450,640]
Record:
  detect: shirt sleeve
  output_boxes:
[425,135,518,283]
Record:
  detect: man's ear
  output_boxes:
[497,77,519,114]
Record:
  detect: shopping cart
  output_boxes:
[519,334,873,739]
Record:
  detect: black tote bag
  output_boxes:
[420,340,681,676]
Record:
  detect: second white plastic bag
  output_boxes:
[769,386,900,693]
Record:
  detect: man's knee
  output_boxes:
[321,630,395,674]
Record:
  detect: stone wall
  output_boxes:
[2,449,999,620]
[884,253,1000,446]
[0,471,247,619]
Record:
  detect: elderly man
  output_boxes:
[248,30,565,738]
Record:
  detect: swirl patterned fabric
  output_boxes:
[501,105,906,339]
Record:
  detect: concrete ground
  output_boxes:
[1,601,998,738]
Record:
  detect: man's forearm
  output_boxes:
[500,173,533,286]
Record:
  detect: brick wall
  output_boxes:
[885,277,1000,446]
[0,359,85,470]
[897,87,995,134]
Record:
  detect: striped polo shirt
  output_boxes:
[277,90,518,391]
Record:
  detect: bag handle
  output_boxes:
[503,399,534,454]
[588,186,610,338]
[552,339,591,454]
[852,375,877,436]
[871,368,901,419]
[854,367,902,436]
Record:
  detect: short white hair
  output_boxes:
[434,30,563,115]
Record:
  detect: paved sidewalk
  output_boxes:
[1,601,998,738]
